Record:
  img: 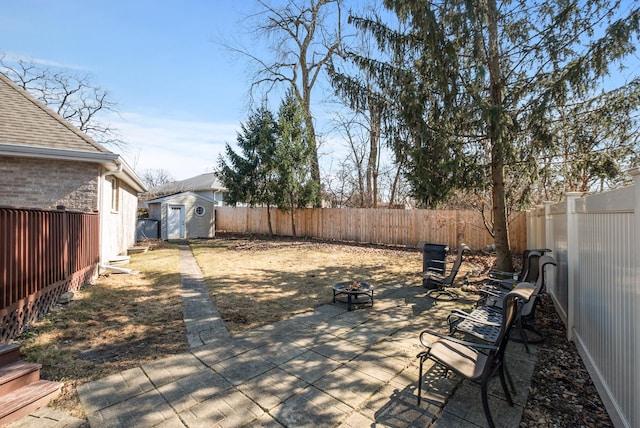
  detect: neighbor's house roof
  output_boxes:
[146,172,226,198]
[0,72,145,193]
[144,191,217,205]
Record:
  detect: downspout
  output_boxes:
[99,160,134,274]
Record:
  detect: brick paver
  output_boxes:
[16,244,537,428]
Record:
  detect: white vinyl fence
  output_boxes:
[527,168,640,428]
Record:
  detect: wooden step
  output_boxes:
[0,344,20,366]
[0,380,63,427]
[0,361,42,396]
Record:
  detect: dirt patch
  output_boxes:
[76,338,153,363]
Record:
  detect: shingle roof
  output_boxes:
[144,190,217,205]
[147,172,226,197]
[0,72,110,153]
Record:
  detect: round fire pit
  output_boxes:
[332,281,374,311]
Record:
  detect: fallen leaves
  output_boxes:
[520,294,613,428]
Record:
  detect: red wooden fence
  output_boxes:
[0,207,99,342]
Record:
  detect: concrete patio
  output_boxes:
[11,246,538,428]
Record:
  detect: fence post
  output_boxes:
[544,201,554,252]
[631,168,640,420]
[527,205,539,249]
[62,209,70,277]
[565,192,581,341]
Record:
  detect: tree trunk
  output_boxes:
[368,105,380,208]
[491,153,512,271]
[389,162,402,207]
[266,203,274,237]
[303,107,321,195]
[352,141,365,207]
[487,0,513,272]
[289,193,297,237]
[300,58,321,205]
[290,209,297,237]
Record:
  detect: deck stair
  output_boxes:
[0,343,63,426]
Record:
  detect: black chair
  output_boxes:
[449,255,557,353]
[487,249,542,291]
[423,244,470,300]
[487,248,552,291]
[417,288,528,428]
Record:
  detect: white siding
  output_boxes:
[100,176,139,261]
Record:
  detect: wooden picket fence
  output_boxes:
[0,207,99,342]
[214,207,526,253]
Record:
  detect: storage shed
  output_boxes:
[144,173,226,240]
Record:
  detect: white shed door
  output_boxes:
[167,205,185,239]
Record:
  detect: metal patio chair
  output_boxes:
[416,288,528,428]
[449,255,557,354]
[486,249,545,291]
[423,244,470,300]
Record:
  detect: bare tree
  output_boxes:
[322,162,351,207]
[334,104,382,208]
[384,152,408,208]
[230,0,343,200]
[328,2,400,209]
[326,109,410,208]
[140,168,175,189]
[331,112,370,207]
[0,53,123,149]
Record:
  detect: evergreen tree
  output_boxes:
[217,105,279,235]
[347,1,640,271]
[540,81,640,196]
[274,90,319,236]
[217,94,319,237]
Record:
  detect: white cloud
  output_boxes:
[108,112,238,181]
[1,50,89,71]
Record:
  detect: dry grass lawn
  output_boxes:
[15,242,185,419]
[190,236,484,334]
[15,235,491,419]
[11,236,611,427]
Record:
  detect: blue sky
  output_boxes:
[1,1,273,180]
[1,1,639,184]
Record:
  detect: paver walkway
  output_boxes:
[179,245,229,348]
[13,245,539,427]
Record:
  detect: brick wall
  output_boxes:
[0,156,99,211]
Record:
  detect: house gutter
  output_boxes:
[0,142,119,163]
[102,158,123,180]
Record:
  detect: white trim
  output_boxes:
[167,205,186,239]
[0,142,117,162]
